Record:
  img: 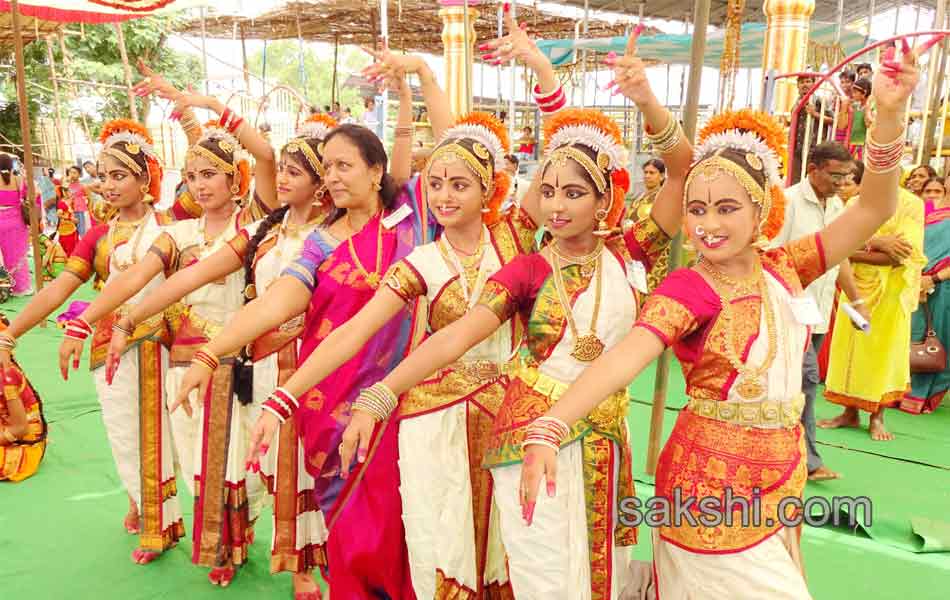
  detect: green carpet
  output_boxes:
[3,287,950,599]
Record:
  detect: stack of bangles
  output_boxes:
[112,316,135,337]
[864,130,905,173]
[645,112,681,154]
[353,382,398,421]
[262,387,299,423]
[179,111,201,135]
[192,348,220,372]
[64,318,93,341]
[394,126,414,138]
[521,416,571,454]
[0,333,16,353]
[219,107,245,136]
[533,83,567,114]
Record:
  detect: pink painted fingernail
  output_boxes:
[546,480,556,497]
[601,80,617,91]
[260,444,269,454]
[883,47,896,62]
[901,37,911,55]
[478,43,490,51]
[481,54,494,60]
[607,51,617,59]
[633,23,645,36]
[357,448,368,462]
[525,501,536,525]
[503,2,509,13]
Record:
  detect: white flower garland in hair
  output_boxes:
[200,125,251,166]
[547,124,628,171]
[103,131,158,160]
[693,129,783,187]
[296,121,334,141]
[439,124,507,173]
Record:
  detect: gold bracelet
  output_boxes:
[0,428,16,443]
[645,112,680,154]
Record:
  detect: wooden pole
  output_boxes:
[332,35,339,106]
[44,37,68,171]
[921,0,949,162]
[240,24,251,93]
[645,0,711,476]
[11,0,45,300]
[200,7,210,95]
[113,23,139,121]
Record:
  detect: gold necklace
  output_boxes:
[109,209,153,272]
[551,244,605,362]
[439,226,490,307]
[346,212,384,288]
[199,211,237,253]
[701,259,778,399]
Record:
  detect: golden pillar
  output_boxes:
[762,0,815,114]
[439,1,479,117]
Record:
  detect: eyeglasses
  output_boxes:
[828,172,852,183]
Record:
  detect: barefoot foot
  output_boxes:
[294,572,322,600]
[131,548,160,565]
[209,565,236,587]
[807,465,841,481]
[817,408,860,429]
[869,411,894,441]
[123,510,141,534]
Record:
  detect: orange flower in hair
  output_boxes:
[99,119,154,146]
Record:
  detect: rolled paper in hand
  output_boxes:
[841,302,870,333]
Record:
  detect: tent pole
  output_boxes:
[44,37,68,171]
[381,0,389,149]
[114,22,139,121]
[240,24,251,93]
[508,1,517,146]
[11,0,45,302]
[645,0,711,476]
[200,7,210,95]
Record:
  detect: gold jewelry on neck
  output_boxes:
[109,209,154,272]
[550,241,606,362]
[347,212,384,288]
[700,258,778,400]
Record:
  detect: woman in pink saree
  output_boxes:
[172,100,437,598]
[0,153,34,295]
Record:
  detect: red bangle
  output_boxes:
[218,107,233,129]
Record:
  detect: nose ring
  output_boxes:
[695,225,705,237]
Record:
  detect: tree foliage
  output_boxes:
[0,14,201,149]
[246,40,372,115]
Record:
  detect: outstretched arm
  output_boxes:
[819,40,923,267]
[608,28,692,237]
[0,272,83,372]
[381,305,501,396]
[283,288,407,398]
[389,77,415,186]
[77,254,165,326]
[125,245,243,327]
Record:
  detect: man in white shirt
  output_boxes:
[774,142,868,481]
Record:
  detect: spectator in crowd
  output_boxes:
[834,70,856,145]
[848,78,873,160]
[856,63,873,79]
[905,164,938,198]
[790,75,834,184]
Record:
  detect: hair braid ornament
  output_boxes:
[427,112,512,225]
[98,119,163,204]
[687,109,788,241]
[542,109,631,231]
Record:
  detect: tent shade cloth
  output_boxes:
[0,0,208,23]
[537,22,876,69]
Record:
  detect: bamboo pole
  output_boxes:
[11,0,45,301]
[645,0,711,476]
[200,7,210,95]
[113,23,139,122]
[44,37,68,171]
[240,24,251,93]
[919,0,948,163]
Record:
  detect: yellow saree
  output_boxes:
[825,189,926,411]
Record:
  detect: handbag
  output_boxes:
[910,300,946,374]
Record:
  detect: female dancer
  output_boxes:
[323,21,689,599]
[58,88,280,584]
[0,153,32,295]
[236,46,542,596]
[0,119,202,563]
[0,315,46,482]
[172,78,431,597]
[518,40,919,599]
[100,112,339,599]
[903,176,950,414]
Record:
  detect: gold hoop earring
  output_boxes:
[372,180,382,192]
[230,182,241,195]
[593,207,611,237]
[314,186,326,203]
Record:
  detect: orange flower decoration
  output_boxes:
[98,119,162,203]
[694,109,789,240]
[543,108,623,147]
[303,113,339,130]
[456,112,511,156]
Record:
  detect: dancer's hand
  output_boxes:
[133,60,181,101]
[245,411,279,472]
[58,336,84,381]
[479,4,550,75]
[104,322,131,386]
[852,303,871,330]
[170,362,211,418]
[603,24,658,107]
[875,35,939,113]
[519,444,558,526]
[339,410,376,478]
[0,348,13,378]
[360,43,426,87]
[872,235,913,262]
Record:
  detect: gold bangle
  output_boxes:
[0,428,16,443]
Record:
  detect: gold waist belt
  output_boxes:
[515,365,628,431]
[687,394,805,429]
[441,359,508,382]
